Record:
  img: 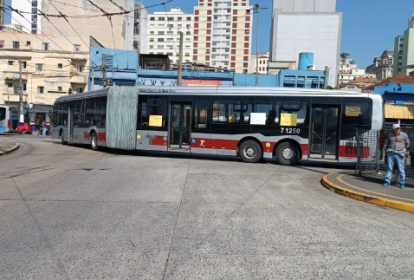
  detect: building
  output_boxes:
[338,68,376,85]
[373,50,394,80]
[39,0,134,51]
[133,3,148,53]
[339,58,357,73]
[249,51,269,74]
[193,0,253,73]
[11,0,42,33]
[365,64,375,74]
[146,8,194,68]
[393,15,414,76]
[0,32,91,125]
[269,0,342,87]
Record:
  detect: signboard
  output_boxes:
[149,115,163,127]
[280,113,297,127]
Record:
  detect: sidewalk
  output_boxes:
[0,137,19,156]
[322,172,414,213]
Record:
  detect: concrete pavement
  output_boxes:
[1,135,414,279]
[0,135,19,156]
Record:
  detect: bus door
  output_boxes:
[169,103,192,151]
[68,106,74,140]
[309,106,340,160]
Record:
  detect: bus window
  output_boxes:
[281,100,307,125]
[140,96,167,129]
[0,107,5,121]
[194,100,209,130]
[60,104,68,126]
[212,100,241,124]
[243,97,274,125]
[85,99,95,125]
[342,101,371,127]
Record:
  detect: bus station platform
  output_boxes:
[0,137,19,156]
[322,172,414,213]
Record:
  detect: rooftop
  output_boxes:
[365,75,414,90]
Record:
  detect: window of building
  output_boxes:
[158,38,164,42]
[177,17,182,21]
[178,24,182,28]
[0,40,4,48]
[21,61,27,69]
[58,86,62,91]
[77,88,83,94]
[150,17,155,21]
[150,38,154,42]
[158,45,164,49]
[77,65,84,72]
[167,24,173,28]
[38,86,44,94]
[42,42,49,51]
[13,41,20,49]
[187,17,191,21]
[150,31,154,34]
[186,24,191,28]
[186,38,190,41]
[158,31,165,35]
[26,41,31,46]
[74,44,81,52]
[167,17,174,21]
[8,83,13,88]
[58,63,63,68]
[158,17,165,21]
[150,45,154,49]
[8,61,13,65]
[36,64,43,71]
[23,84,26,91]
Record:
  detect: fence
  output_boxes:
[357,124,414,186]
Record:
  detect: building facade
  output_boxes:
[249,51,269,74]
[373,50,394,80]
[393,15,414,76]
[11,0,42,33]
[133,3,148,53]
[338,69,376,84]
[146,8,194,68]
[40,0,134,51]
[193,0,253,73]
[338,58,357,73]
[0,32,90,124]
[269,0,342,87]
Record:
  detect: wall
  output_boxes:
[272,0,337,13]
[234,74,279,87]
[270,13,342,87]
[403,28,414,75]
[41,0,134,50]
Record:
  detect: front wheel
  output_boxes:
[276,142,300,166]
[91,133,98,151]
[239,140,263,163]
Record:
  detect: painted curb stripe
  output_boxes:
[322,173,414,213]
[0,143,19,156]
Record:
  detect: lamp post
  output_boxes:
[252,4,267,86]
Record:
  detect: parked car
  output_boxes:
[16,122,33,134]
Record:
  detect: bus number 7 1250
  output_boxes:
[280,127,301,134]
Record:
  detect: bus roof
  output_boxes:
[54,86,380,104]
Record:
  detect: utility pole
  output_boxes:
[253,4,267,86]
[91,62,95,91]
[232,70,236,86]
[177,31,184,86]
[324,66,329,89]
[18,60,24,122]
[102,54,107,87]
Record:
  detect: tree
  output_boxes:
[340,52,350,73]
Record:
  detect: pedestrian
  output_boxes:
[41,120,46,137]
[384,124,410,188]
[409,131,414,169]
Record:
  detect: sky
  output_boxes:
[5,0,414,69]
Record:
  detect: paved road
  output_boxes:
[1,135,414,279]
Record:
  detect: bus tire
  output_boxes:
[21,129,26,134]
[276,142,299,166]
[61,131,67,145]
[239,140,262,163]
[91,133,98,151]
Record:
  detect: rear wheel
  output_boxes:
[91,133,98,151]
[239,140,263,163]
[61,131,67,145]
[276,142,300,166]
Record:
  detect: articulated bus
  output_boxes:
[52,86,383,165]
[0,105,19,133]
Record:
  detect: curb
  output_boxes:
[322,173,414,213]
[0,143,19,156]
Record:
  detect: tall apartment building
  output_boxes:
[133,3,148,53]
[11,0,42,33]
[393,15,414,76]
[193,0,253,73]
[146,8,194,67]
[270,0,342,87]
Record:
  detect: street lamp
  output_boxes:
[252,4,267,86]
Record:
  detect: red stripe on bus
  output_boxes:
[300,144,308,156]
[191,138,239,150]
[151,136,168,146]
[339,146,370,158]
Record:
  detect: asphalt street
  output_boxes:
[1,134,414,279]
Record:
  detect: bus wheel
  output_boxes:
[239,140,262,163]
[21,129,27,134]
[61,131,67,145]
[276,142,299,166]
[91,133,98,151]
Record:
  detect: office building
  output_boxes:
[269,0,342,87]
[193,0,253,73]
[133,2,148,53]
[393,15,414,76]
[146,8,194,67]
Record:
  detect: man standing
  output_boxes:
[384,124,410,188]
